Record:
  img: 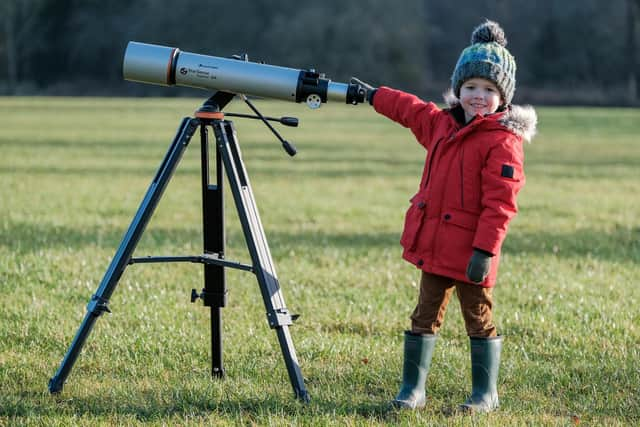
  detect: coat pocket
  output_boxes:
[400,196,426,250]
[436,208,480,272]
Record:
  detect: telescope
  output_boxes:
[123,41,367,108]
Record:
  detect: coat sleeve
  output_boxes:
[372,86,441,149]
[472,134,526,255]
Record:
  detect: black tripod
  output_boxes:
[48,91,309,402]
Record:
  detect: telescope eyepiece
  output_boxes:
[346,82,367,105]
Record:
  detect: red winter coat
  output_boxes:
[373,87,536,287]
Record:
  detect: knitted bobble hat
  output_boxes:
[451,20,517,105]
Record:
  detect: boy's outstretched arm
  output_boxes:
[352,80,440,149]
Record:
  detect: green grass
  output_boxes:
[0,97,638,426]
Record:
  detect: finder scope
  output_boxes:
[123,41,366,108]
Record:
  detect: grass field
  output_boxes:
[0,97,638,426]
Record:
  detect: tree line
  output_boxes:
[1,0,639,106]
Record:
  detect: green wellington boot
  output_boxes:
[459,335,503,413]
[392,331,437,409]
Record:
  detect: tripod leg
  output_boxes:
[212,120,310,402]
[199,124,226,378]
[49,117,199,394]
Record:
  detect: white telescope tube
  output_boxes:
[123,41,359,107]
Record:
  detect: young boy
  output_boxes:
[354,20,537,412]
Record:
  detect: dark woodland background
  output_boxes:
[2,0,639,105]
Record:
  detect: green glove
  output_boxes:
[466,249,493,284]
[350,77,377,105]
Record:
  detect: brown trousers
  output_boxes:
[410,272,497,337]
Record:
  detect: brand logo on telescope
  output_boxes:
[179,67,188,75]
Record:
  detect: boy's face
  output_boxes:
[459,77,503,122]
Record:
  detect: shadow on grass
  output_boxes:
[0,160,418,179]
[0,221,203,255]
[5,357,639,422]
[0,164,193,178]
[3,219,638,263]
[504,226,639,262]
[4,390,404,423]
[0,221,400,255]
[6,386,637,423]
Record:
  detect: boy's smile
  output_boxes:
[459,78,503,123]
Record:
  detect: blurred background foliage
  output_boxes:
[1,0,639,105]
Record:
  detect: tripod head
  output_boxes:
[195,91,300,156]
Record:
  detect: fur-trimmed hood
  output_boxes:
[443,90,538,142]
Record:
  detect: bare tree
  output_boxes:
[1,1,17,92]
[0,0,49,94]
[628,0,640,102]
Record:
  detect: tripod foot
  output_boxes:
[48,376,64,394]
[212,367,225,378]
[297,390,311,403]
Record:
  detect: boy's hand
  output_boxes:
[350,77,377,105]
[466,249,493,284]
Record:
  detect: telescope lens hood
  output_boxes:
[123,42,180,86]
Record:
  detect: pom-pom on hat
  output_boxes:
[451,20,516,105]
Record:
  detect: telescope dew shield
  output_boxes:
[123,41,355,107]
[123,42,179,86]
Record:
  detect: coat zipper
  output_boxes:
[424,138,443,189]
[460,145,465,209]
[411,137,443,252]
[410,138,442,252]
